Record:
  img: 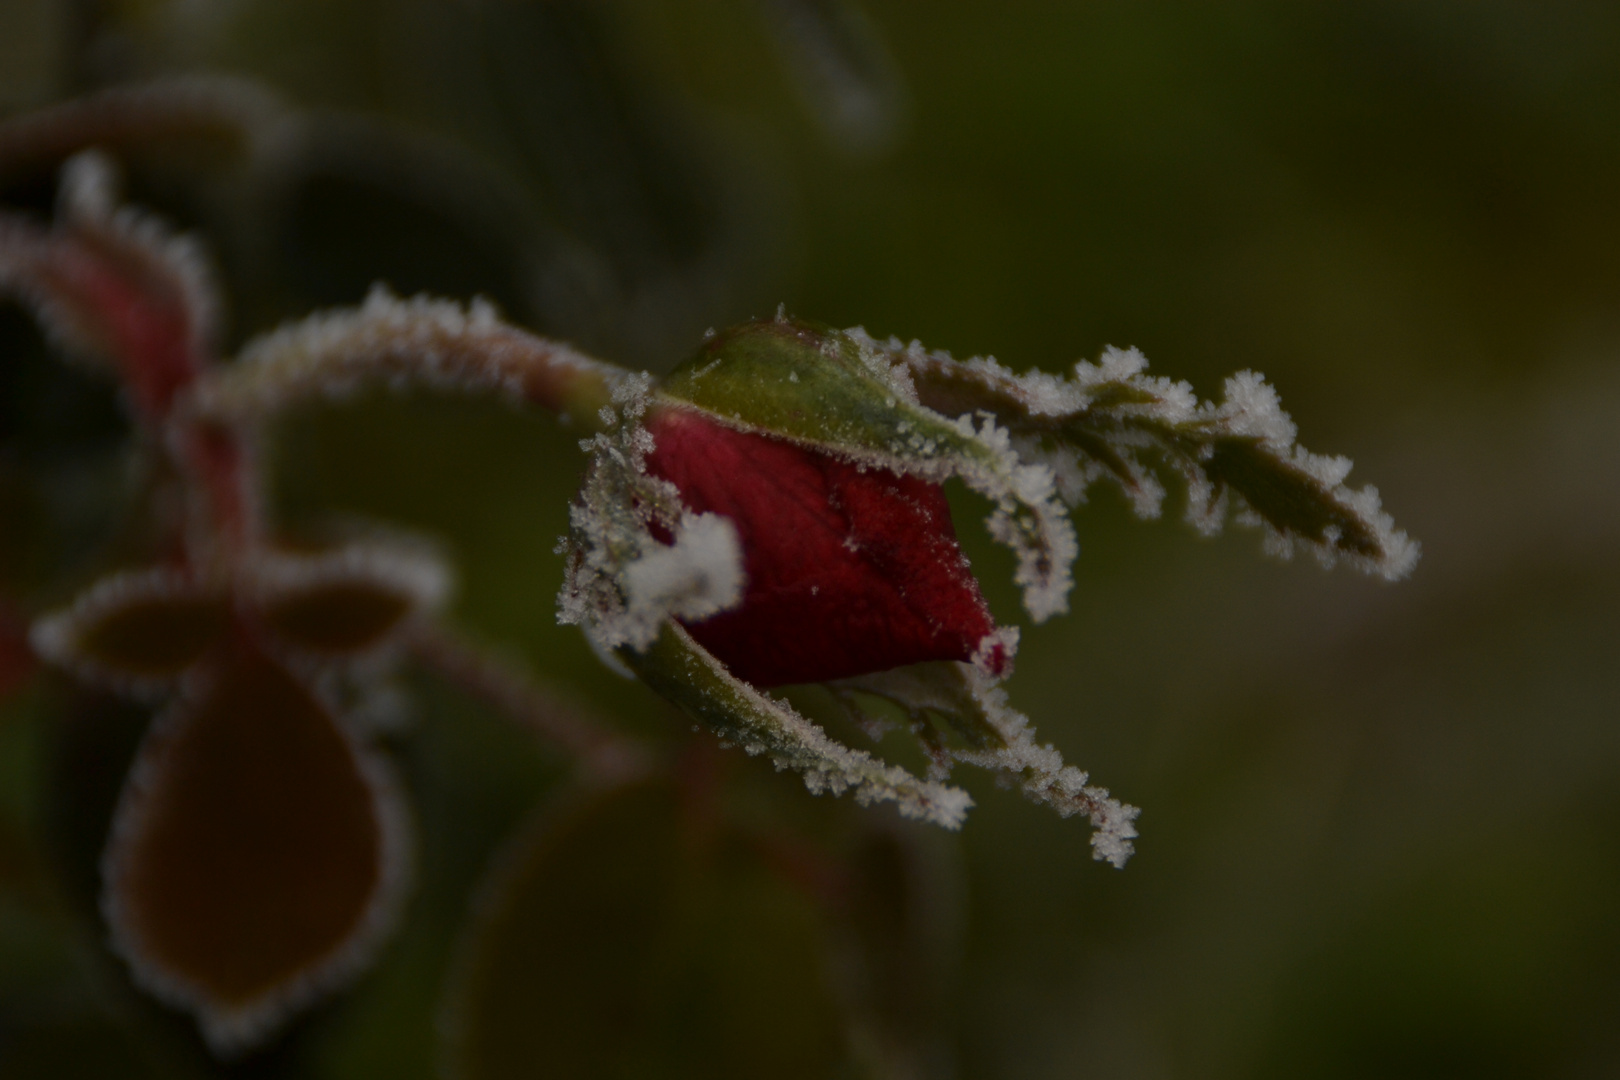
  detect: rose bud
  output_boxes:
[642,405,1011,688]
[557,315,1133,860]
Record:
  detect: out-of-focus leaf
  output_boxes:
[29,568,228,693]
[827,821,962,1080]
[443,779,849,1080]
[755,0,908,154]
[248,542,451,659]
[101,641,411,1055]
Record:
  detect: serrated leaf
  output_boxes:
[620,622,974,830]
[868,335,1419,580]
[29,569,229,692]
[443,780,848,1080]
[102,641,411,1055]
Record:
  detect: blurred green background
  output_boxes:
[5,1,1620,1077]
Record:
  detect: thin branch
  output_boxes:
[0,76,286,181]
[192,288,630,428]
[405,621,649,784]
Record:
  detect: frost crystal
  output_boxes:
[830,661,1138,866]
[556,375,741,655]
[621,623,975,829]
[623,512,745,628]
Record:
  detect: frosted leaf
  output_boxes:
[30,567,228,697]
[829,661,1138,866]
[0,150,220,415]
[621,623,974,829]
[195,285,627,426]
[0,74,287,178]
[865,336,1419,581]
[245,539,452,660]
[100,642,412,1056]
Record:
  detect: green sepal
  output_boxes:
[659,317,1002,479]
[829,661,1139,867]
[889,338,1419,580]
[618,623,973,830]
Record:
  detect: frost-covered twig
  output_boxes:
[193,287,630,428]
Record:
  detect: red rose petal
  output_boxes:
[103,637,409,1051]
[645,408,1004,687]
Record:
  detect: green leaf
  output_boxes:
[872,335,1419,580]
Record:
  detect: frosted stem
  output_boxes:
[193,288,630,429]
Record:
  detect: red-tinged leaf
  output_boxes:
[247,544,451,659]
[29,569,228,692]
[645,407,1008,687]
[0,151,217,424]
[443,781,848,1080]
[102,640,411,1055]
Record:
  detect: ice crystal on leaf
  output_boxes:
[830,662,1139,867]
[855,332,1420,580]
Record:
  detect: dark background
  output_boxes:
[4,2,1620,1077]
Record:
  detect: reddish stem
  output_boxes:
[0,604,37,698]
